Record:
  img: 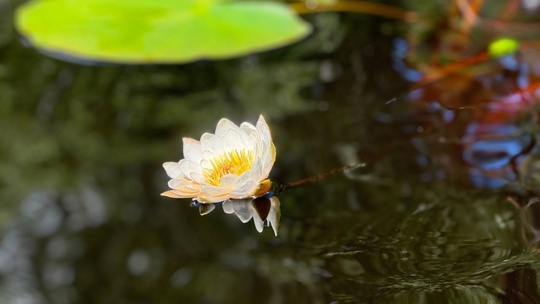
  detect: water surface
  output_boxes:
[1,1,540,303]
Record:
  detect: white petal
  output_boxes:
[253,214,264,233]
[267,196,281,237]
[238,124,257,146]
[239,122,258,137]
[180,159,201,177]
[231,199,255,223]
[231,180,257,198]
[202,136,226,156]
[167,178,198,192]
[220,174,239,188]
[201,184,232,197]
[200,152,215,166]
[248,159,263,183]
[197,193,230,203]
[184,180,202,192]
[199,133,216,152]
[183,137,202,163]
[261,143,276,178]
[200,132,214,143]
[190,172,205,184]
[167,178,182,189]
[256,115,272,147]
[231,172,257,197]
[241,124,260,151]
[222,199,235,214]
[163,162,183,179]
[255,116,275,178]
[215,118,240,137]
[223,128,249,151]
[166,178,201,195]
[200,158,217,174]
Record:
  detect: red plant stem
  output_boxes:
[456,0,540,33]
[414,52,490,87]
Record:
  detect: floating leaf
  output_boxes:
[15,0,312,64]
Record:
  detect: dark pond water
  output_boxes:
[2,1,540,303]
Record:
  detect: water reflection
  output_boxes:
[512,196,540,245]
[386,36,540,191]
[2,0,540,303]
[312,188,537,302]
[0,190,96,303]
[195,197,281,237]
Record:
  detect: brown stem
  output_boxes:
[289,1,418,22]
[286,163,363,188]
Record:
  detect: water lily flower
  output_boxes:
[162,115,276,203]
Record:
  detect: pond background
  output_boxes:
[1,0,540,303]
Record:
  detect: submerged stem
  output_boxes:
[272,163,364,196]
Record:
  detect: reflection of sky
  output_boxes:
[462,123,532,188]
[463,139,522,170]
[392,42,536,190]
[467,167,512,189]
[392,38,423,82]
[498,55,530,89]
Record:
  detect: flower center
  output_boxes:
[204,149,254,186]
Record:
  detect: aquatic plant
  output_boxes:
[15,0,311,64]
[162,115,275,203]
[162,115,279,235]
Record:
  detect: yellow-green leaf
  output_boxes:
[488,38,520,58]
[15,0,312,64]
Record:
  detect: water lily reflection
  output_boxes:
[194,196,281,236]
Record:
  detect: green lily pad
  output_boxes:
[15,0,312,64]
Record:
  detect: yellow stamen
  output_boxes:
[203,149,254,186]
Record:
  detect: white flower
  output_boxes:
[162,115,276,203]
